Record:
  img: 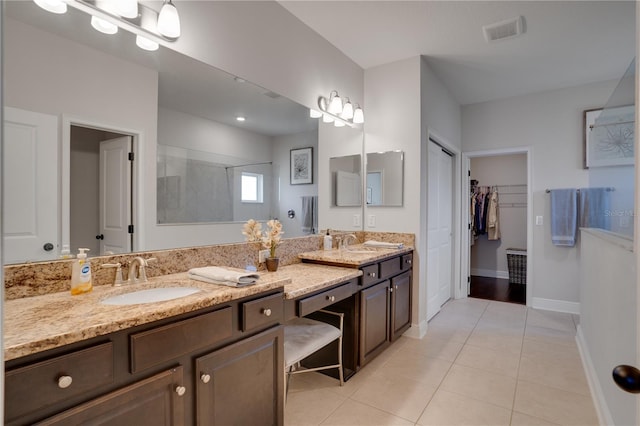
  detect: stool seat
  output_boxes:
[284,317,341,368]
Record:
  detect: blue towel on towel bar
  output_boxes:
[550,189,578,247]
[579,188,611,230]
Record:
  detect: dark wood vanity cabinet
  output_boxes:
[359,280,391,365]
[5,290,285,426]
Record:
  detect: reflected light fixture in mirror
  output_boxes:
[157,0,181,38]
[34,0,67,14]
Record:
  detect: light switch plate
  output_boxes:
[368,215,376,228]
[536,215,543,226]
[353,214,361,227]
[258,249,270,263]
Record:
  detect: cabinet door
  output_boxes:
[359,280,390,366]
[196,326,284,426]
[390,271,412,341]
[38,366,185,426]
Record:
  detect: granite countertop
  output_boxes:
[4,263,365,361]
[4,271,288,361]
[298,244,414,267]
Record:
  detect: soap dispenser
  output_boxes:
[70,248,93,295]
[324,230,333,250]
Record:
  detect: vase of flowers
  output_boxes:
[243,219,284,272]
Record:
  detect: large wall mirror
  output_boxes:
[3,2,320,264]
[366,151,404,206]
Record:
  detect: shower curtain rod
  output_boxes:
[224,161,273,169]
[545,187,615,193]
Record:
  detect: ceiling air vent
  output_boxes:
[482,16,524,42]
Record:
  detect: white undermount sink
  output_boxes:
[101,287,201,306]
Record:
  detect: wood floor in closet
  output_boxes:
[470,275,526,305]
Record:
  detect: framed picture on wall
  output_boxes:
[584,106,635,168]
[291,147,313,185]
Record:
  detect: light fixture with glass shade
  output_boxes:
[334,120,345,128]
[322,114,335,123]
[115,0,139,19]
[309,109,322,118]
[327,91,343,115]
[353,105,364,124]
[314,90,364,127]
[157,0,181,38]
[34,0,67,14]
[136,35,159,51]
[340,98,354,120]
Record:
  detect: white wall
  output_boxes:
[463,79,618,307]
[470,154,528,277]
[273,129,319,238]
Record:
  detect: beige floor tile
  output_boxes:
[513,380,599,425]
[377,350,452,387]
[467,328,524,355]
[287,368,373,398]
[417,389,511,426]
[518,354,590,395]
[521,337,581,362]
[526,309,576,332]
[455,343,520,378]
[284,387,346,426]
[426,321,475,343]
[320,399,414,426]
[440,363,517,409]
[524,324,577,347]
[402,334,465,362]
[350,374,438,422]
[510,411,560,425]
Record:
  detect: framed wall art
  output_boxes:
[584,106,635,168]
[290,147,313,185]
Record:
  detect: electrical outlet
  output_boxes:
[353,214,361,227]
[368,214,376,228]
[259,249,270,263]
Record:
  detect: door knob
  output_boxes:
[43,242,54,251]
[612,365,640,393]
[96,234,104,240]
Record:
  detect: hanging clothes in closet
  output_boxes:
[471,185,501,242]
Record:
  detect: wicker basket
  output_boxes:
[506,248,527,285]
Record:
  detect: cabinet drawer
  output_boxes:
[380,257,401,279]
[242,292,283,332]
[361,264,380,287]
[130,307,233,373]
[401,253,413,271]
[298,279,356,317]
[5,342,114,423]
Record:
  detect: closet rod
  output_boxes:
[545,187,615,193]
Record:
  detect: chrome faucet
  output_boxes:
[343,234,357,248]
[127,257,156,283]
[101,262,125,286]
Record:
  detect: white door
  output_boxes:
[3,107,59,263]
[427,140,454,318]
[99,136,132,255]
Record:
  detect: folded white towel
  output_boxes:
[188,266,259,287]
[363,240,404,249]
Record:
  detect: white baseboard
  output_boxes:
[576,325,614,426]
[531,297,580,315]
[470,268,509,280]
[403,319,428,339]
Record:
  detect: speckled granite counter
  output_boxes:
[298,244,414,267]
[4,271,288,361]
[277,263,362,299]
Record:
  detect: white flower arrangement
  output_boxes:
[243,219,284,258]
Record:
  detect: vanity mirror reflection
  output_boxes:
[330,154,362,207]
[366,151,404,206]
[3,2,322,264]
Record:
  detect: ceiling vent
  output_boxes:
[482,16,524,42]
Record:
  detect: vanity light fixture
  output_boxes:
[157,0,181,38]
[314,91,364,127]
[35,0,183,53]
[34,0,67,14]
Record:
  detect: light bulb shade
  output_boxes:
[353,106,364,124]
[309,109,322,118]
[328,92,343,115]
[115,0,138,18]
[34,0,67,14]
[334,120,346,127]
[340,100,354,120]
[136,35,159,51]
[322,113,334,123]
[157,0,181,38]
[91,16,118,34]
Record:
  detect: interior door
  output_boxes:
[427,140,454,319]
[3,107,59,263]
[99,136,132,255]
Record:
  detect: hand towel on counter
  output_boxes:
[550,189,578,247]
[188,266,259,287]
[579,187,611,230]
[363,240,404,249]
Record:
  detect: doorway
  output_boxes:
[464,150,531,305]
[70,125,133,256]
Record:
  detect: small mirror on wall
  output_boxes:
[330,154,362,207]
[366,151,404,206]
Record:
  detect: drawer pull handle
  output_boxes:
[326,295,336,302]
[369,272,376,278]
[201,373,211,384]
[175,385,186,396]
[406,259,412,265]
[263,308,272,317]
[395,285,399,290]
[58,375,73,389]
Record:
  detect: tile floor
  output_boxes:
[284,298,599,426]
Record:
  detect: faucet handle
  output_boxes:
[102,263,124,286]
[138,257,157,282]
